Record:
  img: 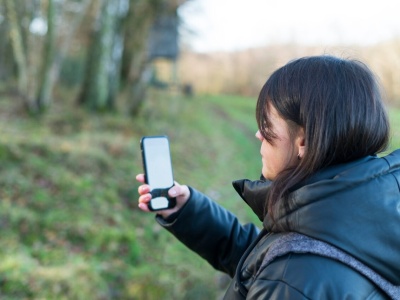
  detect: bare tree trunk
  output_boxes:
[36,0,56,111]
[0,18,13,81]
[130,63,152,116]
[121,0,160,116]
[3,0,28,99]
[77,0,109,110]
[106,0,129,109]
[78,0,127,111]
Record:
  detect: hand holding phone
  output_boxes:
[140,136,176,211]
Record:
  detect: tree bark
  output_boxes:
[106,0,129,109]
[3,0,28,98]
[121,0,162,116]
[78,0,127,111]
[36,0,56,111]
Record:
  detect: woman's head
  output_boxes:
[256,55,390,223]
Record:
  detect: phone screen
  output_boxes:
[141,136,175,210]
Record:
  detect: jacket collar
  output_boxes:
[232,155,378,230]
[232,176,271,222]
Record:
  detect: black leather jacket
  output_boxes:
[156,150,400,299]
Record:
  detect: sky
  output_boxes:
[178,0,400,52]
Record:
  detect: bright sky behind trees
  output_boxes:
[178,0,400,52]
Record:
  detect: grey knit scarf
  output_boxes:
[257,232,400,300]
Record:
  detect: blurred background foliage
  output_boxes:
[0,0,184,115]
[0,0,400,299]
[0,90,265,299]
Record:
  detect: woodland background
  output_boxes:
[0,0,400,299]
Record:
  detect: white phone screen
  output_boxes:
[142,136,174,189]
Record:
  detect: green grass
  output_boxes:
[388,107,400,151]
[0,90,399,299]
[0,90,261,299]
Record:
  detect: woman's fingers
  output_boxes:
[135,174,191,217]
[136,173,145,183]
[138,192,152,211]
[138,184,150,196]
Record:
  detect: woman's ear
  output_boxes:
[296,127,305,159]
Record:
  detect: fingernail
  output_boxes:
[138,203,146,210]
[170,188,177,196]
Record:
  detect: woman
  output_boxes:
[137,55,400,299]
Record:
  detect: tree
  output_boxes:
[1,0,186,115]
[36,0,56,111]
[3,0,29,102]
[78,0,184,114]
[121,0,182,116]
[2,0,62,113]
[120,0,158,115]
[77,0,129,110]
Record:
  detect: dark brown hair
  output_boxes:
[256,55,390,226]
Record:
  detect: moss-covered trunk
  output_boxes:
[77,0,119,110]
[36,0,56,112]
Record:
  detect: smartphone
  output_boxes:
[140,136,176,211]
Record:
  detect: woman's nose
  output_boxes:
[255,130,263,141]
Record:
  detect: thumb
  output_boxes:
[168,182,190,200]
[168,185,180,197]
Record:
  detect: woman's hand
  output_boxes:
[136,174,190,219]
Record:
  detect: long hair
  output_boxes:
[256,55,390,228]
